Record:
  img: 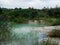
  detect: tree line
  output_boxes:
[0,7,60,23]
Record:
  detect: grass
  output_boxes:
[39,18,60,26]
[40,38,59,45]
[34,38,59,45]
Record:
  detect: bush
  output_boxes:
[44,18,56,25]
[10,17,28,24]
[52,18,60,26]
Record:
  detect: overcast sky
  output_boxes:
[0,0,60,9]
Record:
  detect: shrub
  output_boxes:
[52,18,60,26]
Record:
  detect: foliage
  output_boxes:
[52,18,60,25]
[0,15,12,41]
[0,7,60,24]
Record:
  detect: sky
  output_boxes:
[0,0,60,9]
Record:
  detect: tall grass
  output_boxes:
[0,22,13,41]
[34,38,59,45]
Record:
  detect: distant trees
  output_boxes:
[0,7,2,14]
[0,7,60,23]
[48,7,60,18]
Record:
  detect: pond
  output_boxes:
[0,24,47,45]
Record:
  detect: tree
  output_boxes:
[0,7,2,14]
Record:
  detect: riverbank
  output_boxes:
[31,26,60,34]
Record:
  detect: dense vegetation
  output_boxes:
[0,7,60,24]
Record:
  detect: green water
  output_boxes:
[13,24,48,28]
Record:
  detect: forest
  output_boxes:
[0,7,60,25]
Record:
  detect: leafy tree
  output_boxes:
[0,7,2,14]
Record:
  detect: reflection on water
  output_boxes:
[0,24,47,45]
